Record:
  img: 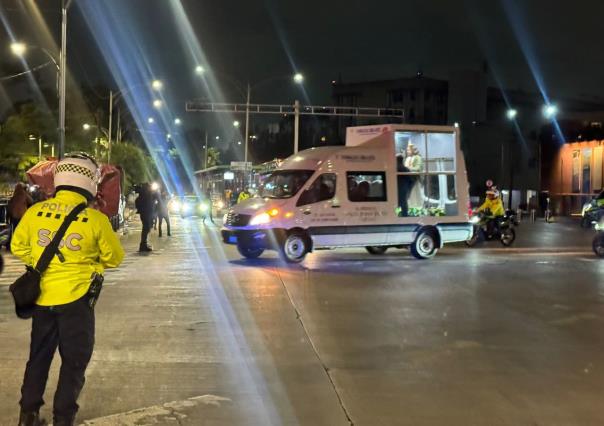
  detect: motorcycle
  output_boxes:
[466,209,518,247]
[592,221,604,257]
[581,198,604,228]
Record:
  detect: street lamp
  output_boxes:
[10,42,27,57]
[195,65,205,75]
[174,118,182,125]
[233,120,240,128]
[148,117,155,124]
[543,104,558,119]
[293,73,304,84]
[153,99,163,109]
[152,79,163,91]
[506,109,518,120]
[82,123,91,131]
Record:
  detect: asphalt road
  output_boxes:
[0,216,603,425]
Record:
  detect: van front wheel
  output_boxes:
[237,244,264,259]
[410,230,438,259]
[281,231,309,263]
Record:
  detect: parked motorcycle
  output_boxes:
[466,209,518,247]
[592,221,604,257]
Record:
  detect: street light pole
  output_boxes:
[58,0,71,160]
[38,137,42,161]
[204,131,209,169]
[108,90,113,163]
[244,83,251,164]
[294,100,300,154]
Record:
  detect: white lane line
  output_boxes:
[82,394,232,425]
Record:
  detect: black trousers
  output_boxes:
[158,214,170,236]
[140,214,152,247]
[20,296,94,420]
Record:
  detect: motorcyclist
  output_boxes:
[477,187,505,235]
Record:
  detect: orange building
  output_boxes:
[542,139,604,214]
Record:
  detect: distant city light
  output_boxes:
[148,117,155,124]
[151,80,163,91]
[233,120,240,128]
[506,109,518,120]
[174,118,182,125]
[10,42,27,57]
[237,141,242,145]
[195,65,205,75]
[215,136,220,140]
[543,104,558,119]
[82,123,91,131]
[293,73,304,84]
[153,99,163,109]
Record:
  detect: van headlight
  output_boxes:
[199,203,209,212]
[182,203,192,213]
[250,212,271,226]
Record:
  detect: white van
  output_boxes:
[221,124,472,262]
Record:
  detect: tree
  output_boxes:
[207,147,221,167]
[109,142,155,190]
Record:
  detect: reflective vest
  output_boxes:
[11,190,124,306]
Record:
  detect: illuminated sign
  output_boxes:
[224,172,235,180]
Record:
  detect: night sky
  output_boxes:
[2,0,604,109]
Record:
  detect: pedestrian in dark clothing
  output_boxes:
[7,183,33,250]
[135,183,155,252]
[157,190,171,237]
[203,188,215,225]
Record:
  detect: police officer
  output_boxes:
[11,153,124,426]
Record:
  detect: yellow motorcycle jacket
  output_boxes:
[478,197,505,217]
[11,190,124,306]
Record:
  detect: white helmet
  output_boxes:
[54,153,99,198]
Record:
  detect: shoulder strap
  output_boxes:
[35,203,87,273]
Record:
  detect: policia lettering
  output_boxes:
[37,229,83,251]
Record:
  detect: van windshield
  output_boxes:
[260,170,314,199]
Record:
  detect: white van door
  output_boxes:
[295,173,348,248]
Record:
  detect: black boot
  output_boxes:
[18,411,47,426]
[52,416,74,426]
[139,244,152,252]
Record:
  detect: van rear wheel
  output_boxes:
[410,230,438,259]
[366,246,388,255]
[281,231,309,263]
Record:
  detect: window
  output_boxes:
[260,170,314,199]
[394,131,458,217]
[425,174,458,216]
[347,172,387,202]
[427,132,456,172]
[297,173,336,206]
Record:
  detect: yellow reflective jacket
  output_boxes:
[237,192,250,203]
[478,197,505,217]
[11,190,124,306]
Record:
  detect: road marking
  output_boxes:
[82,394,232,425]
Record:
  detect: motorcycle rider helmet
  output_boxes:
[54,152,100,200]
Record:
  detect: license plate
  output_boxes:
[228,235,237,244]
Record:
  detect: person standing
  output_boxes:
[11,153,124,426]
[202,187,215,225]
[7,183,33,250]
[135,183,154,252]
[157,190,171,237]
[237,188,251,204]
